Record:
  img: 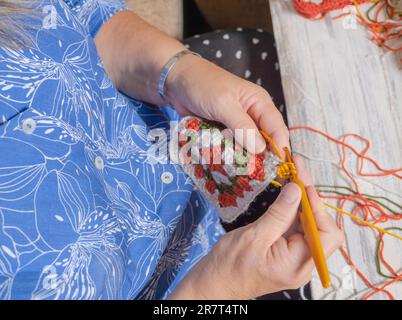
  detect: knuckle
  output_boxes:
[257,88,271,100]
[233,118,253,131]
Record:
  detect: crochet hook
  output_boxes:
[284,147,331,288]
[260,130,331,288]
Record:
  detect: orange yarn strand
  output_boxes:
[288,125,402,300]
[293,0,402,62]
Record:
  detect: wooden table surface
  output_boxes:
[269,0,402,299]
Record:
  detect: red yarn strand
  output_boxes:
[290,126,402,299]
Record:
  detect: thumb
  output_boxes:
[215,101,266,154]
[255,183,302,243]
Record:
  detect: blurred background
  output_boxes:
[125,0,273,39]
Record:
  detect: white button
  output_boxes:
[22,118,36,134]
[94,156,104,170]
[161,172,173,184]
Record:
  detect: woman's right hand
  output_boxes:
[169,157,344,299]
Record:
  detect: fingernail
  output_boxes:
[278,183,301,205]
[247,134,266,154]
[255,135,266,153]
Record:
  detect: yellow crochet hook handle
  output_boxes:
[284,148,331,289]
[260,130,331,288]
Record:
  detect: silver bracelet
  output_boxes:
[158,50,201,101]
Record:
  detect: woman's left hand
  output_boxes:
[165,54,289,154]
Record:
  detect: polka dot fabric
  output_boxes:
[184,29,286,119]
[183,29,310,300]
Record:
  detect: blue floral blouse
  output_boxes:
[0,0,224,300]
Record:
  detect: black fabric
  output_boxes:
[183,29,311,300]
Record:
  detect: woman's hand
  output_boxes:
[169,157,344,299]
[166,54,289,155]
[96,11,287,154]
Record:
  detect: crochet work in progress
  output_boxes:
[293,0,402,61]
[176,116,281,223]
[176,116,402,298]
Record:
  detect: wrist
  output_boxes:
[158,50,200,105]
[169,246,247,300]
[164,53,205,106]
[168,254,217,299]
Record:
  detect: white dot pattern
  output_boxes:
[183,28,285,130]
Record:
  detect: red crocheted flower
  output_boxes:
[236,176,253,192]
[233,185,244,198]
[178,133,188,147]
[200,145,222,165]
[218,192,238,208]
[209,164,228,176]
[211,145,222,164]
[194,164,205,178]
[179,147,192,164]
[205,180,217,194]
[200,147,211,164]
[248,153,265,181]
[185,118,201,131]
